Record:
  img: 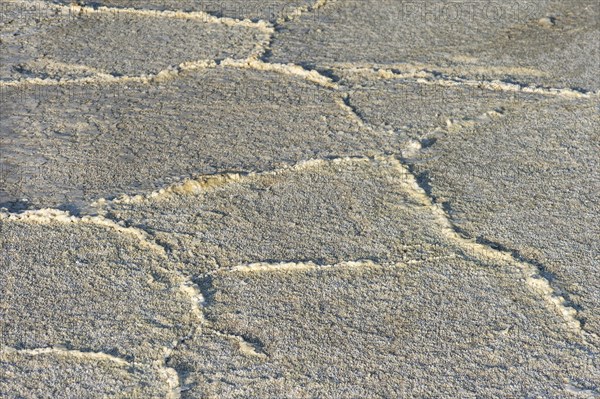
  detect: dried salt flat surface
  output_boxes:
[105,157,597,398]
[335,71,550,144]
[406,98,600,336]
[100,158,453,274]
[170,260,599,399]
[331,71,600,338]
[0,210,195,363]
[49,0,316,23]
[269,0,600,93]
[1,0,599,397]
[0,349,176,399]
[0,0,265,80]
[0,66,391,211]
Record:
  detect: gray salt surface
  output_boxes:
[50,0,314,22]
[269,0,600,92]
[1,0,599,397]
[1,67,391,210]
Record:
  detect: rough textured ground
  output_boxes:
[0,1,266,80]
[1,0,599,398]
[269,0,600,91]
[51,0,314,22]
[0,67,388,210]
[174,262,598,398]
[0,349,176,398]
